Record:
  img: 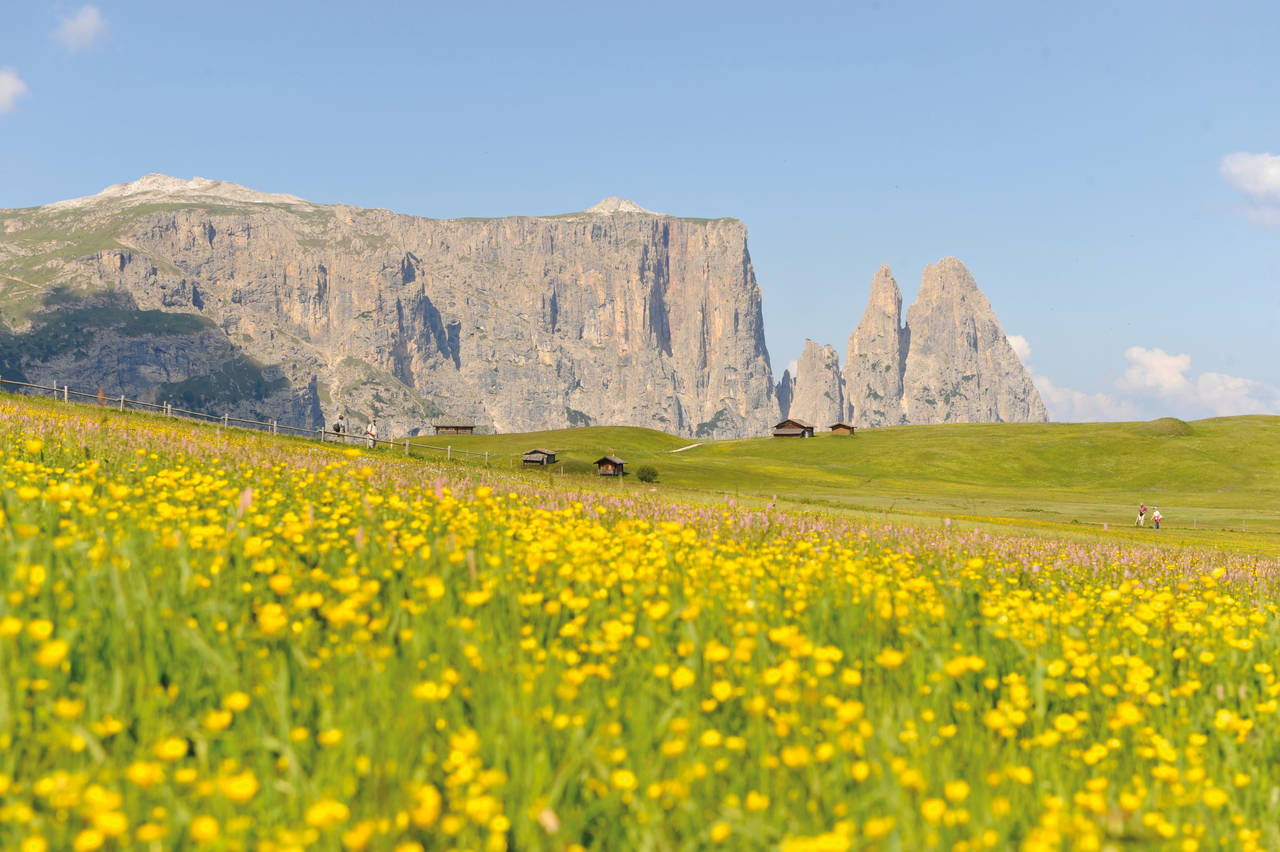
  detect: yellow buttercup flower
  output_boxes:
[189,816,219,843]
[610,769,638,792]
[154,737,188,762]
[219,770,259,803]
[305,798,350,828]
[35,639,68,668]
[875,648,905,669]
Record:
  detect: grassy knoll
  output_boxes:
[414,416,1280,554]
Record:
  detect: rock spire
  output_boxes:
[788,257,1047,430]
[900,257,1047,424]
[785,340,845,427]
[844,264,907,427]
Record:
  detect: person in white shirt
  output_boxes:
[364,419,378,449]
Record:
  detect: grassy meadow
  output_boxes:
[4,394,1280,851]
[419,416,1280,555]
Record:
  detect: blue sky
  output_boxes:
[3,1,1278,421]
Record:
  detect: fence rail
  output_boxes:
[0,376,490,464]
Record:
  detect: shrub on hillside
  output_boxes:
[636,464,659,483]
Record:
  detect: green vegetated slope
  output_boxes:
[417,416,1280,551]
[8,387,1277,553]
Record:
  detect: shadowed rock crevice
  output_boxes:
[0,288,319,424]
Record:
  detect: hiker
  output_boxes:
[332,413,347,442]
[365,418,378,449]
[1136,503,1147,526]
[1152,507,1162,530]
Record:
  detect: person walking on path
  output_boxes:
[1136,503,1147,526]
[333,413,347,442]
[364,418,378,449]
[1152,507,1162,530]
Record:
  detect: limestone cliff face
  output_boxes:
[786,340,844,427]
[900,257,1047,424]
[844,264,907,427]
[0,176,780,438]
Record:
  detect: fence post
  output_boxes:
[223,413,229,429]
[485,451,489,466]
[119,394,125,411]
[447,445,451,461]
[64,385,69,403]
[404,438,409,455]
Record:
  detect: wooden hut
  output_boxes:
[594,455,625,476]
[771,418,815,438]
[829,422,855,436]
[522,448,557,466]
[433,420,475,436]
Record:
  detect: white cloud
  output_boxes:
[54,5,106,53]
[1031,372,1141,422]
[1192,371,1277,417]
[1011,334,1138,422]
[1013,337,1277,422]
[1007,334,1031,364]
[0,69,28,114]
[1117,346,1280,417]
[1222,152,1280,201]
[1116,346,1194,397]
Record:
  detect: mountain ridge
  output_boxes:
[0,176,778,438]
[2,174,1047,437]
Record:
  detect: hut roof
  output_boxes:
[524,448,556,455]
[829,422,854,429]
[774,418,814,429]
[594,455,625,465]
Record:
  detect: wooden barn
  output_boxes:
[594,455,626,476]
[829,422,856,436]
[433,420,475,436]
[522,448,557,466]
[772,418,815,438]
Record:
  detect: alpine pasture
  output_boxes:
[3,395,1280,851]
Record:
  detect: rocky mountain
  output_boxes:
[0,175,779,438]
[782,257,1046,427]
[900,257,1046,424]
[786,340,845,427]
[843,264,907,427]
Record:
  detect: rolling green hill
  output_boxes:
[7,387,1278,555]
[412,416,1280,553]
